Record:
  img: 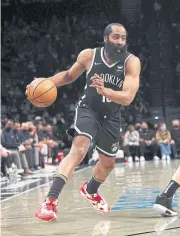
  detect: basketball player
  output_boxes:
[153,166,180,216]
[27,23,141,221]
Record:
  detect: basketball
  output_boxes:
[27,78,57,108]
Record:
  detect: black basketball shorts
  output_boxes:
[67,104,120,157]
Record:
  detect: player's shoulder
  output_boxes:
[77,48,94,65]
[125,53,141,70]
[127,53,140,64]
[78,48,94,61]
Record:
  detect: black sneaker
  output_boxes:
[153,195,178,217]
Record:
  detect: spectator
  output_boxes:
[170,119,180,158]
[123,125,140,162]
[135,122,142,132]
[18,122,34,171]
[153,123,159,133]
[0,142,22,181]
[1,120,30,174]
[27,123,43,169]
[37,124,49,166]
[139,122,159,161]
[0,123,23,181]
[44,124,59,164]
[156,123,172,161]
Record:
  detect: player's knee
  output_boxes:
[70,145,89,163]
[100,160,115,172]
[70,136,90,160]
[76,146,88,158]
[107,161,115,171]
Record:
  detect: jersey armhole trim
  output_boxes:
[86,48,96,76]
[124,54,133,77]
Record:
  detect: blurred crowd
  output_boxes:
[0,119,62,183]
[89,119,180,165]
[120,119,180,163]
[1,1,180,183]
[154,0,180,97]
[172,10,180,96]
[1,117,180,181]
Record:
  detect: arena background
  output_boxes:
[1,0,180,235]
[2,0,180,128]
[1,0,180,172]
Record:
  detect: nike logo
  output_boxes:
[94,62,102,65]
[117,66,123,69]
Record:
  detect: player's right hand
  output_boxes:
[90,73,105,95]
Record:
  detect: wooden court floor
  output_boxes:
[1,160,180,236]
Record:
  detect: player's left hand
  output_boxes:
[90,73,105,95]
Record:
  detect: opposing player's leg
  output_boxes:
[35,135,90,221]
[153,166,180,216]
[80,152,115,213]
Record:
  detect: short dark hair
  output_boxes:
[103,23,126,37]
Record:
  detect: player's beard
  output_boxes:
[105,40,127,62]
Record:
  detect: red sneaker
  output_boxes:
[35,198,58,221]
[79,182,110,213]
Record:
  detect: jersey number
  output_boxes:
[102,96,111,103]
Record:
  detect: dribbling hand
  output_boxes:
[25,77,38,95]
[90,73,105,95]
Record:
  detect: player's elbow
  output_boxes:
[122,100,131,106]
[123,100,131,106]
[121,95,134,106]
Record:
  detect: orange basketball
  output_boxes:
[27,78,57,108]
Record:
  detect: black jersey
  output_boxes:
[79,47,133,118]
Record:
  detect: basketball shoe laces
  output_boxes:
[43,198,57,213]
[86,191,105,206]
